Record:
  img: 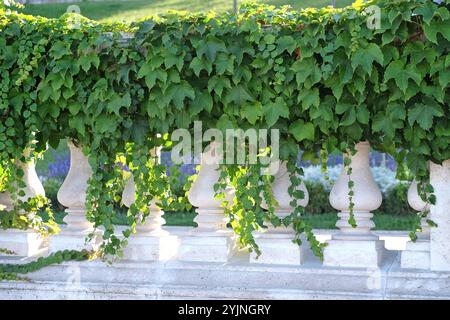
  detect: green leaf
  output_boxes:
[263,97,290,127]
[340,108,356,126]
[107,93,131,116]
[191,91,213,115]
[356,105,369,124]
[263,34,276,45]
[241,102,263,125]
[168,81,195,109]
[50,41,71,59]
[196,36,227,62]
[68,115,85,136]
[384,60,421,94]
[276,35,296,54]
[298,88,320,110]
[292,59,321,85]
[408,102,443,130]
[225,85,254,106]
[351,43,384,75]
[414,2,436,25]
[439,69,450,88]
[423,19,450,43]
[78,54,100,72]
[208,76,231,97]
[190,57,203,77]
[335,102,352,115]
[289,120,315,142]
[216,114,235,132]
[145,100,166,119]
[68,102,82,116]
[95,114,117,133]
[215,53,234,75]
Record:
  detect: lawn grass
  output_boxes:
[163,212,417,231]
[20,0,354,22]
[50,210,416,231]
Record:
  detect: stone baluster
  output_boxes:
[400,180,430,269]
[120,147,178,261]
[250,161,309,265]
[323,141,386,268]
[0,150,47,257]
[178,141,234,262]
[48,140,98,252]
[429,160,450,271]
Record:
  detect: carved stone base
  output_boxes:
[324,239,386,268]
[401,240,430,270]
[178,230,233,263]
[0,229,47,257]
[48,228,99,253]
[121,232,179,261]
[250,233,305,265]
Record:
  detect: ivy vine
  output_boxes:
[0,0,449,265]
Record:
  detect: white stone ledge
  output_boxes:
[0,229,437,300]
[1,249,450,299]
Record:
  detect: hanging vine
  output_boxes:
[0,0,448,267]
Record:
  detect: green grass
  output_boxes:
[49,211,416,231]
[20,0,354,22]
[302,213,417,230]
[164,212,416,231]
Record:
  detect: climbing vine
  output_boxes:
[0,0,449,264]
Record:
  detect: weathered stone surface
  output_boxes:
[430,160,450,271]
[1,249,449,300]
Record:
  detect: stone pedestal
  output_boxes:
[48,141,99,253]
[0,151,48,257]
[429,160,450,271]
[401,180,430,269]
[0,229,48,257]
[178,142,235,263]
[324,141,386,268]
[251,233,306,265]
[120,173,178,262]
[250,162,309,265]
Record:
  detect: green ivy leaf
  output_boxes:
[241,102,263,125]
[225,85,254,106]
[95,114,117,133]
[276,35,297,54]
[168,81,195,109]
[68,114,85,136]
[191,91,213,116]
[263,97,290,127]
[384,60,421,94]
[289,120,315,142]
[408,102,443,130]
[196,36,227,62]
[356,105,370,124]
[107,93,131,116]
[215,53,235,75]
[208,76,231,97]
[298,88,320,111]
[351,43,384,75]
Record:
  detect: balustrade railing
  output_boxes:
[1,141,450,273]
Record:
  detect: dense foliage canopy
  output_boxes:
[0,0,449,259]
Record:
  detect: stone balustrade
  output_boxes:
[1,140,450,299]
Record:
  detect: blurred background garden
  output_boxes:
[36,140,417,230]
[19,0,355,22]
[15,0,418,230]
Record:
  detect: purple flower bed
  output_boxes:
[160,151,197,177]
[46,151,70,179]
